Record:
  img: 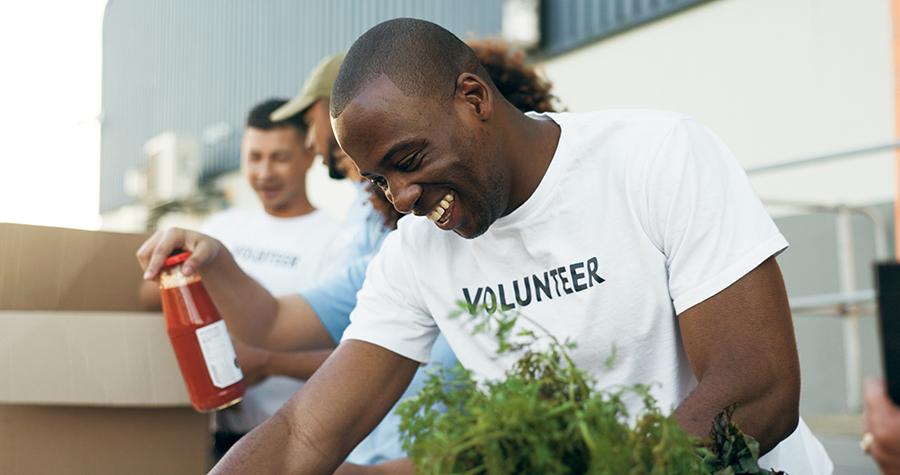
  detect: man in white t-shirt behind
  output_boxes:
[142,20,832,475]
[203,98,341,457]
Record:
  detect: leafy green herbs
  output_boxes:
[702,407,784,475]
[397,305,784,474]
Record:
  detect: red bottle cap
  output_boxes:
[163,251,192,268]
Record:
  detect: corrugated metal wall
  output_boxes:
[540,0,714,55]
[101,0,502,212]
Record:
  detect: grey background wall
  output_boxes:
[100,0,503,212]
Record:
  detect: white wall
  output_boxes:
[539,0,896,211]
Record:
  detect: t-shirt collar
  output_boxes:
[487,112,569,231]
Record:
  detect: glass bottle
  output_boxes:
[159,251,244,412]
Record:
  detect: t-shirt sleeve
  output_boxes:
[642,118,788,315]
[340,227,439,364]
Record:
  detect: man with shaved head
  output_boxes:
[207,18,831,474]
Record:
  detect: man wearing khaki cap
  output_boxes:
[271,53,360,183]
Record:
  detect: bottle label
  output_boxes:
[195,320,243,388]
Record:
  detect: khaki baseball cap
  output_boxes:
[270,52,346,122]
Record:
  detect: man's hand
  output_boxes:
[135,227,334,351]
[864,378,900,474]
[210,340,418,474]
[675,257,800,454]
[136,227,225,279]
[232,337,272,387]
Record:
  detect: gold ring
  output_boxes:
[861,432,874,453]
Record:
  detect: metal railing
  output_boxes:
[749,140,898,411]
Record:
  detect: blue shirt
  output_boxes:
[299,184,459,464]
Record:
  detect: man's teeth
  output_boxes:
[427,192,455,222]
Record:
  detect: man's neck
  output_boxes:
[500,107,561,215]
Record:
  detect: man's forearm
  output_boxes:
[197,247,279,346]
[211,406,355,474]
[673,370,799,454]
[212,340,419,474]
[210,411,301,474]
[267,349,333,381]
[190,246,334,351]
[675,258,800,455]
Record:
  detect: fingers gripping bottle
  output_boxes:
[159,251,245,412]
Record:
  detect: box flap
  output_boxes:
[0,311,190,406]
[0,223,148,311]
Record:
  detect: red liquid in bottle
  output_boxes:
[159,253,244,412]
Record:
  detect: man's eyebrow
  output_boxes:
[377,139,422,168]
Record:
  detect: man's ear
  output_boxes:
[455,72,493,121]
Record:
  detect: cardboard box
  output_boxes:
[0,224,210,474]
[0,223,149,311]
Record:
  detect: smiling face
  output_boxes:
[240,126,314,217]
[332,74,509,239]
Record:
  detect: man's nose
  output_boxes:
[389,178,423,215]
[256,159,275,178]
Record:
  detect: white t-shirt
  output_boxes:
[203,206,342,433]
[342,111,832,474]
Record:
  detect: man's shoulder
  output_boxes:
[202,207,258,234]
[258,210,344,244]
[208,206,258,221]
[555,109,692,135]
[546,109,695,174]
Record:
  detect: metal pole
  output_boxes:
[856,206,890,260]
[745,140,900,176]
[788,289,876,312]
[836,206,862,411]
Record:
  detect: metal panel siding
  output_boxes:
[541,0,714,56]
[100,0,502,212]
